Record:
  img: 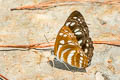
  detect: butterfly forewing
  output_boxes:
[54,11,94,68]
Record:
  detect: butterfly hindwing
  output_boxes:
[54,26,89,68]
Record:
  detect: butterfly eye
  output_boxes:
[54,11,94,69]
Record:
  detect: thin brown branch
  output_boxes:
[93,41,120,46]
[10,0,120,11]
[0,41,119,49]
[0,42,54,49]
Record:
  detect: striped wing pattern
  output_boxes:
[54,11,94,68]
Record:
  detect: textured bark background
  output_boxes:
[0,0,120,80]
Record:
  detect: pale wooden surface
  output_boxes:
[0,0,120,80]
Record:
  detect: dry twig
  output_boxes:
[0,41,119,49]
[10,0,120,11]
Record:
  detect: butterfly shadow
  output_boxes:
[48,58,86,72]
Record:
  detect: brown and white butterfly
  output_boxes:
[54,11,94,68]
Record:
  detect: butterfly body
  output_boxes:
[54,11,94,68]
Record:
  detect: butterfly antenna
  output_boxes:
[44,34,55,69]
[44,34,54,50]
[44,34,49,43]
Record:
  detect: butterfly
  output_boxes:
[54,10,94,68]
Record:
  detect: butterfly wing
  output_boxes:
[64,11,94,64]
[54,11,94,68]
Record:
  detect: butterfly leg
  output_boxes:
[49,50,55,68]
[61,62,70,71]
